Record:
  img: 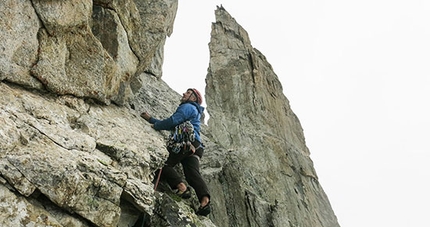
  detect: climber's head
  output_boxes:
[181,88,203,105]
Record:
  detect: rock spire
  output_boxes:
[202,7,339,227]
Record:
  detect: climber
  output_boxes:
[141,88,211,216]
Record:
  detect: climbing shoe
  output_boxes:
[196,201,211,216]
[175,188,191,199]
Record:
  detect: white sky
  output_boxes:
[162,1,430,227]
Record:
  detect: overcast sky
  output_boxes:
[162,1,430,227]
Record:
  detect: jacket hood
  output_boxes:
[182,101,204,115]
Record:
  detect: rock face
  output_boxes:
[0,1,339,227]
[1,0,177,105]
[203,6,339,227]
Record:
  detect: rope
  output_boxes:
[154,168,163,190]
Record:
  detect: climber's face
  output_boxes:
[181,89,197,103]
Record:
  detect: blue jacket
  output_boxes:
[148,102,204,142]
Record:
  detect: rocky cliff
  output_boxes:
[0,1,339,227]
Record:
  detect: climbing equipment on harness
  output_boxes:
[166,121,196,154]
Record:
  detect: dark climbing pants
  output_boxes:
[158,140,210,202]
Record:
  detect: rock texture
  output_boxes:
[0,1,339,227]
[0,82,167,226]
